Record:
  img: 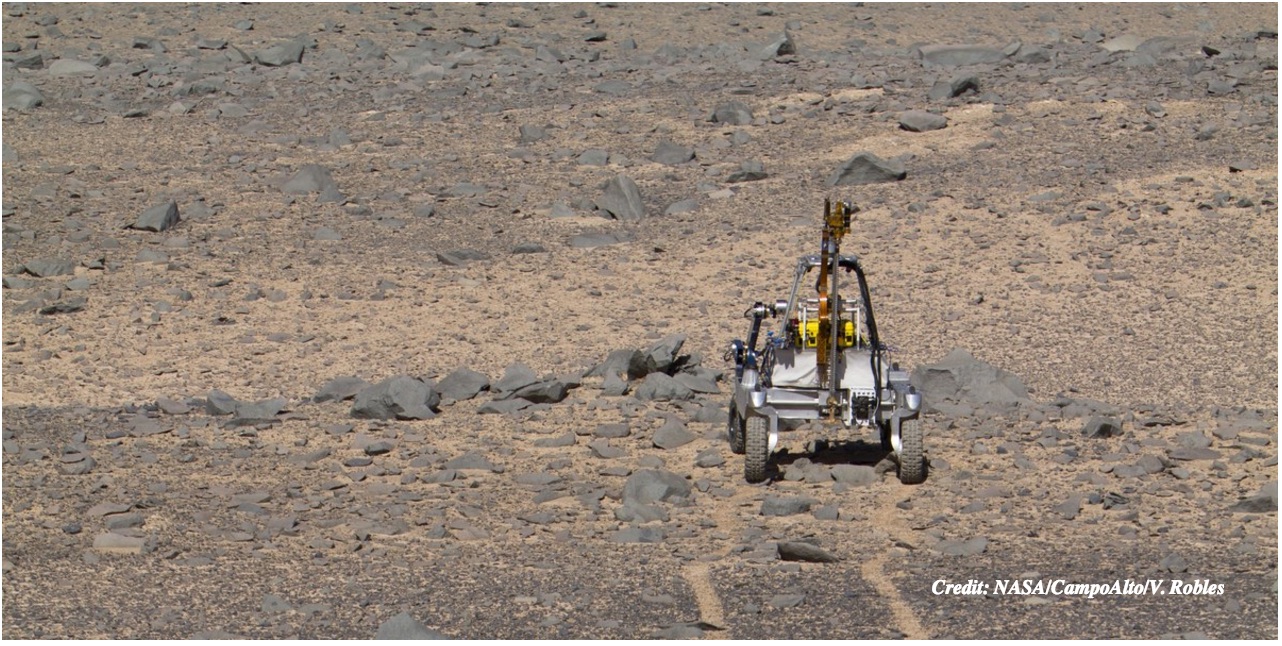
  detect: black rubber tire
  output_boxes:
[878,420,892,452]
[897,417,926,485]
[744,415,770,483]
[727,404,745,455]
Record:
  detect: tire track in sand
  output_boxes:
[862,488,929,639]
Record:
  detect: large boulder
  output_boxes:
[622,469,692,505]
[351,376,440,420]
[435,367,490,402]
[826,152,906,186]
[633,373,694,401]
[910,348,1032,412]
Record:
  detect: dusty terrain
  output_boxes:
[2,2,1278,639]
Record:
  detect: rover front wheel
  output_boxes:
[897,417,926,485]
[744,415,770,483]
[727,404,745,455]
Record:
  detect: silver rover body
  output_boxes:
[726,200,925,484]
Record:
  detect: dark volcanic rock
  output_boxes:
[1083,416,1123,439]
[234,397,286,422]
[435,367,490,401]
[761,496,818,517]
[131,201,180,232]
[910,348,1032,411]
[920,44,1007,67]
[633,373,694,401]
[928,74,980,100]
[282,164,343,202]
[314,376,369,403]
[899,110,948,132]
[492,363,539,399]
[594,175,646,221]
[826,152,906,186]
[206,389,239,415]
[509,378,573,404]
[3,82,44,110]
[652,419,695,449]
[351,376,440,420]
[622,469,691,505]
[778,541,840,563]
[651,140,695,165]
[375,611,451,640]
[709,101,754,125]
[22,258,75,277]
[254,40,304,66]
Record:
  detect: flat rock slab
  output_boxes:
[826,152,906,186]
[132,201,180,232]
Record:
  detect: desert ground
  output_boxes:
[2,2,1278,639]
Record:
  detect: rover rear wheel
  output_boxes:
[897,417,926,485]
[744,415,770,483]
[727,404,745,455]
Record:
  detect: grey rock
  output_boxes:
[622,469,691,505]
[351,376,440,420]
[652,419,694,450]
[778,541,839,563]
[234,397,286,421]
[492,363,539,399]
[1054,495,1082,520]
[254,41,304,66]
[512,242,546,254]
[726,160,767,183]
[899,110,948,132]
[132,201,180,232]
[1168,447,1222,461]
[23,258,75,277]
[665,198,698,215]
[586,348,646,380]
[376,611,451,640]
[651,140,694,165]
[760,31,796,59]
[910,348,1032,412]
[928,75,980,100]
[695,449,725,468]
[601,373,629,396]
[3,82,44,110]
[577,149,609,166]
[313,227,342,241]
[920,44,1007,67]
[769,593,806,609]
[315,377,369,403]
[436,249,491,266]
[761,496,818,517]
[826,152,907,186]
[610,526,665,543]
[518,124,549,143]
[92,532,147,554]
[282,164,342,202]
[709,101,754,125]
[595,175,645,221]
[830,464,878,486]
[594,423,631,439]
[510,379,572,404]
[261,594,292,614]
[436,367,490,402]
[1083,416,1122,439]
[1229,482,1278,513]
[615,501,668,523]
[39,298,87,315]
[673,373,719,394]
[641,334,686,375]
[206,390,239,415]
[934,536,988,556]
[532,431,576,448]
[633,373,694,402]
[569,232,631,248]
[1159,552,1188,574]
[444,452,499,472]
[48,59,98,77]
[476,398,533,415]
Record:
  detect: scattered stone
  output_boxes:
[22,258,75,278]
[610,527,665,543]
[633,373,694,402]
[761,496,818,517]
[695,449,725,468]
[928,74,980,100]
[436,249,491,266]
[933,536,988,556]
[594,175,646,221]
[919,44,1007,67]
[1054,495,1082,520]
[777,541,839,563]
[1083,416,1122,439]
[1229,482,1277,513]
[532,431,577,448]
[726,160,767,183]
[1159,552,1188,574]
[570,232,631,248]
[206,390,239,415]
[92,532,147,554]
[509,378,573,404]
[769,593,806,609]
[233,398,286,422]
[518,124,549,143]
[760,31,796,59]
[830,464,878,486]
[3,82,44,110]
[622,469,691,505]
[282,164,343,202]
[652,419,695,450]
[130,201,181,232]
[375,611,451,640]
[826,152,906,186]
[254,40,304,66]
[899,110,948,132]
[351,376,440,420]
[709,101,754,125]
[314,376,369,403]
[48,59,98,77]
[910,348,1031,411]
[436,367,490,402]
[492,363,539,399]
[651,141,694,165]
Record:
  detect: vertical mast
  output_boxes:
[815,200,851,419]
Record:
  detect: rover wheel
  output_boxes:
[727,404,746,455]
[878,420,892,452]
[744,415,770,483]
[897,417,926,485]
